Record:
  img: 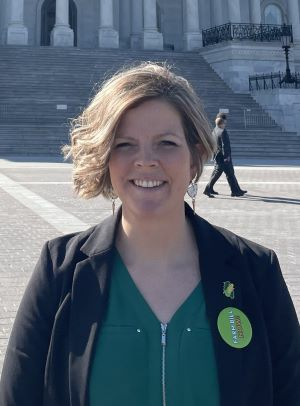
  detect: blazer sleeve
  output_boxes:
[262,250,300,405]
[0,242,57,406]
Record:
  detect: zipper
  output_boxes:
[161,323,168,406]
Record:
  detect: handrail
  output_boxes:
[202,23,293,47]
[249,72,300,91]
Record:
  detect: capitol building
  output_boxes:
[0,1,298,47]
[0,0,299,154]
[1,1,300,89]
[0,1,298,50]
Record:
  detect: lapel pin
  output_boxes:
[223,281,235,299]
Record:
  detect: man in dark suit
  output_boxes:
[203,113,247,198]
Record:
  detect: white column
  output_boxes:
[288,0,300,43]
[250,0,261,24]
[99,0,119,48]
[227,0,241,23]
[6,0,28,45]
[212,0,223,26]
[131,0,143,49]
[142,0,163,50]
[184,0,202,50]
[51,0,74,46]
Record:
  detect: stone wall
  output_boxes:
[252,88,300,134]
[200,41,297,93]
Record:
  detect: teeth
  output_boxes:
[133,180,163,188]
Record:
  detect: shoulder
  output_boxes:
[30,225,98,299]
[193,213,273,265]
[189,210,285,298]
[216,223,271,259]
[32,214,116,301]
[44,212,117,271]
[46,224,97,266]
[194,216,282,298]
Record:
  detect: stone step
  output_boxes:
[1,126,296,140]
[0,46,298,158]
[1,127,298,147]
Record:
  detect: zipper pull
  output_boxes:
[161,323,168,346]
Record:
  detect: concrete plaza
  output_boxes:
[0,156,299,374]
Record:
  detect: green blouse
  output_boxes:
[89,251,220,405]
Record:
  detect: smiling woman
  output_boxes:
[1,63,300,406]
[63,62,215,200]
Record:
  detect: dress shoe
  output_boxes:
[210,189,219,195]
[239,189,247,194]
[203,187,215,198]
[231,191,245,197]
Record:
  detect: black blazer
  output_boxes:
[1,204,300,406]
[215,128,231,162]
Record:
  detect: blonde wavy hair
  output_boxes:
[63,62,216,199]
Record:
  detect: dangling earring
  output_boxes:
[111,195,118,216]
[187,180,198,215]
[112,197,116,216]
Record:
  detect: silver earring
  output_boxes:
[187,180,198,215]
[111,196,118,216]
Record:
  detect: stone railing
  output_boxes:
[202,23,293,47]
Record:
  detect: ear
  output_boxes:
[190,143,202,180]
[190,164,197,181]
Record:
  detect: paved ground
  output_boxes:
[0,156,299,375]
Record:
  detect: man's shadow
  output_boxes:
[219,194,300,206]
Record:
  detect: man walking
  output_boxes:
[203,113,247,198]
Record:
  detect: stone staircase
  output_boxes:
[0,46,299,158]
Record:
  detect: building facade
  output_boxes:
[0,0,300,130]
[0,0,299,51]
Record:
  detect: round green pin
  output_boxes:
[217,307,252,349]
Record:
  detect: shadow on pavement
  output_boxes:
[217,194,300,206]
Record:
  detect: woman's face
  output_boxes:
[108,99,195,220]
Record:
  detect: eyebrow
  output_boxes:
[115,132,182,139]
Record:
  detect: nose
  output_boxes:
[134,146,158,168]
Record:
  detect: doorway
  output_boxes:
[158,0,183,51]
[41,0,77,46]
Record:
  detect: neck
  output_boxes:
[116,204,197,268]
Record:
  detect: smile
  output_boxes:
[132,180,165,188]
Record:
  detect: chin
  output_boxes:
[124,198,183,220]
[124,200,168,219]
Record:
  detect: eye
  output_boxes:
[114,142,133,148]
[160,140,178,147]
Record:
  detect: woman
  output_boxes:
[203,114,247,198]
[1,63,299,406]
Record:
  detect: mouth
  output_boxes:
[131,179,166,189]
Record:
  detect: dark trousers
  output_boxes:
[207,158,241,193]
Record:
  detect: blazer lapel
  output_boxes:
[68,210,121,406]
[187,204,246,406]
